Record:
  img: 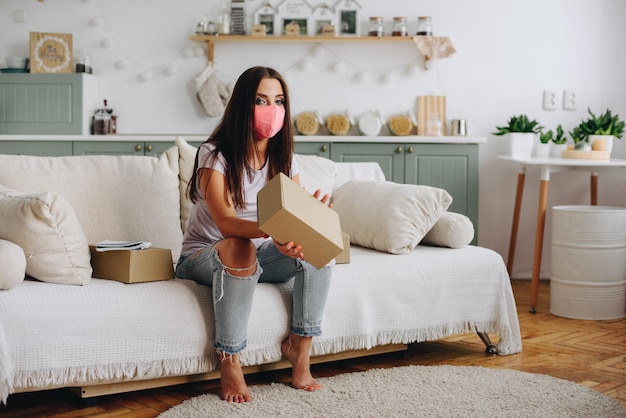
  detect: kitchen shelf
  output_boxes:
[190,34,451,67]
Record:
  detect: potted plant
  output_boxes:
[535,129,553,158]
[570,108,624,154]
[493,114,543,158]
[536,125,565,158]
[549,125,568,157]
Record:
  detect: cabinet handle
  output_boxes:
[321,145,327,152]
[407,146,413,154]
[396,146,403,154]
[146,144,153,152]
[135,144,142,152]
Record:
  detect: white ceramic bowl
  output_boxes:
[5,57,29,69]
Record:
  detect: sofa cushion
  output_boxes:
[0,239,26,290]
[331,180,452,254]
[0,185,91,285]
[175,136,198,234]
[294,154,337,198]
[421,211,474,248]
[0,151,183,262]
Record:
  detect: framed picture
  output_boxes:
[254,2,277,35]
[334,0,361,36]
[276,0,313,35]
[29,32,73,73]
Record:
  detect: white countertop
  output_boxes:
[0,134,487,144]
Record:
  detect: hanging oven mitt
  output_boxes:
[195,65,230,117]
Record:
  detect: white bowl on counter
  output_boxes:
[5,57,29,69]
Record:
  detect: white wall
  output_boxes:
[2,0,625,280]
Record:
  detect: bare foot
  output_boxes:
[281,334,321,391]
[219,354,252,402]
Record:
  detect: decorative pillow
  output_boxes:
[175,136,199,233]
[421,211,474,249]
[294,154,337,198]
[331,180,452,254]
[0,151,183,262]
[0,239,26,290]
[0,185,92,285]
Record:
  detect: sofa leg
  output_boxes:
[476,330,498,355]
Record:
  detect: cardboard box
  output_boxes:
[89,246,175,283]
[335,232,351,264]
[257,173,343,269]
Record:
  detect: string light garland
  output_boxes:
[283,43,424,85]
[75,0,432,84]
[80,0,199,82]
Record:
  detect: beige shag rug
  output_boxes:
[159,365,626,418]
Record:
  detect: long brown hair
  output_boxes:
[188,66,294,209]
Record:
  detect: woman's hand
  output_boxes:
[312,188,332,208]
[274,240,304,260]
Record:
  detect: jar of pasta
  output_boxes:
[388,113,414,136]
[326,113,352,136]
[295,111,321,136]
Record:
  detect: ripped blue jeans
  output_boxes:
[175,240,333,355]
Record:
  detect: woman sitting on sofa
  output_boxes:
[175,66,334,403]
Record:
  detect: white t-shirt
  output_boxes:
[181,143,299,255]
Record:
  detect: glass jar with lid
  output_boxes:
[368,17,383,37]
[417,16,432,36]
[426,112,443,136]
[391,17,407,37]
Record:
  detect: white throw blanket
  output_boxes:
[0,244,521,403]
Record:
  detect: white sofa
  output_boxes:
[0,137,522,404]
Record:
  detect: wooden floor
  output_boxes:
[1,280,624,417]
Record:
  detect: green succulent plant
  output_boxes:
[493,114,543,136]
[569,108,624,143]
[539,125,566,144]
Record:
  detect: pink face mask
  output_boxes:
[254,105,285,140]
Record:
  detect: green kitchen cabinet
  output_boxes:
[295,142,331,158]
[0,141,72,156]
[0,74,97,135]
[73,141,173,156]
[330,142,404,182]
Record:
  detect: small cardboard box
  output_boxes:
[257,173,343,269]
[335,232,351,264]
[89,246,175,283]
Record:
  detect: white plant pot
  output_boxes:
[588,135,614,155]
[533,142,551,158]
[551,143,568,158]
[508,132,535,158]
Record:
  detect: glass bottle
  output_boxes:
[417,16,432,36]
[426,112,443,136]
[218,1,231,35]
[391,17,407,37]
[368,17,383,37]
[75,49,92,74]
[206,20,217,35]
[195,21,206,35]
